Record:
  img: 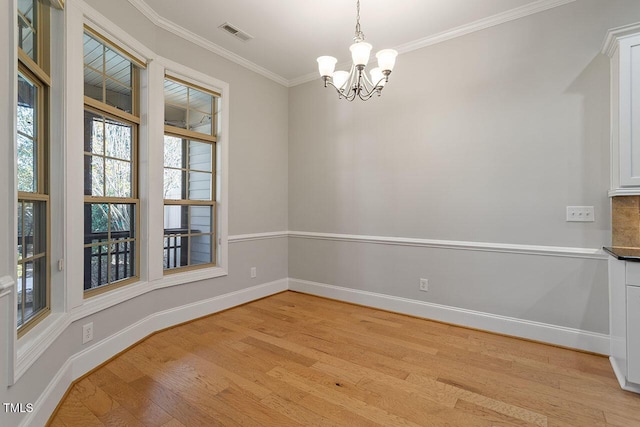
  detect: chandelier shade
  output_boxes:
[349,42,372,67]
[317,56,338,77]
[317,0,398,101]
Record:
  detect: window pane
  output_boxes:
[111,204,135,240]
[189,87,213,116]
[188,111,211,134]
[110,240,134,282]
[164,80,187,129]
[83,33,104,103]
[105,77,133,113]
[21,201,46,259]
[18,74,37,137]
[20,258,46,325]
[84,155,104,196]
[188,87,213,135]
[189,141,212,172]
[23,202,34,258]
[105,47,132,87]
[164,235,188,270]
[188,172,212,200]
[163,169,185,199]
[17,73,38,193]
[105,158,131,197]
[17,134,36,193]
[105,119,132,160]
[83,33,104,73]
[190,206,212,234]
[84,32,136,113]
[85,244,108,290]
[17,263,24,326]
[17,0,37,61]
[164,205,188,231]
[21,262,34,322]
[163,135,183,168]
[81,114,135,199]
[190,235,212,266]
[84,203,136,290]
[88,203,108,237]
[84,66,102,101]
[17,203,24,261]
[84,111,104,155]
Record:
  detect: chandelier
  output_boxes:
[316,0,398,101]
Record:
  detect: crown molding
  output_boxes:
[394,0,576,55]
[127,0,576,88]
[290,0,577,87]
[126,0,289,87]
[602,22,640,57]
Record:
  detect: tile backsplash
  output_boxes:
[612,196,640,247]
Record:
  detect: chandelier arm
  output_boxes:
[361,70,374,89]
[364,88,382,100]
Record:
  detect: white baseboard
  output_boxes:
[21,276,611,426]
[610,357,640,394]
[289,278,610,355]
[21,279,288,427]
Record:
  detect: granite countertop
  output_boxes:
[604,246,640,262]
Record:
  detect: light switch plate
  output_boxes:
[566,206,595,222]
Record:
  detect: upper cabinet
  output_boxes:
[604,23,640,195]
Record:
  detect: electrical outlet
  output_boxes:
[566,206,595,222]
[82,322,93,344]
[251,267,257,278]
[419,278,428,292]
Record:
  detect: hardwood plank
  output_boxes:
[129,375,233,427]
[70,377,118,417]
[259,393,340,427]
[89,367,174,426]
[55,394,103,427]
[97,405,146,427]
[49,292,640,427]
[104,356,146,384]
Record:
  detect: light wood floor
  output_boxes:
[49,291,640,427]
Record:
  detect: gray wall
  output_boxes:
[288,0,640,332]
[5,0,640,425]
[1,0,289,425]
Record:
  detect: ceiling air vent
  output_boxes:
[218,22,253,42]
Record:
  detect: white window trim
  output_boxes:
[12,0,229,383]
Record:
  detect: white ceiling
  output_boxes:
[132,0,572,85]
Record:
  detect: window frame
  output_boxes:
[163,75,219,273]
[82,27,142,298]
[16,0,51,337]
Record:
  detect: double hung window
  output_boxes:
[163,77,219,271]
[17,0,51,334]
[83,29,142,296]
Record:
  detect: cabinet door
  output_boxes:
[627,285,640,383]
[621,42,640,186]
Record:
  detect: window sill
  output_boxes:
[14,265,227,383]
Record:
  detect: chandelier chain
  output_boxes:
[354,0,364,42]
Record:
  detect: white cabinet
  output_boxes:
[609,257,640,393]
[603,23,640,195]
[627,286,640,383]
